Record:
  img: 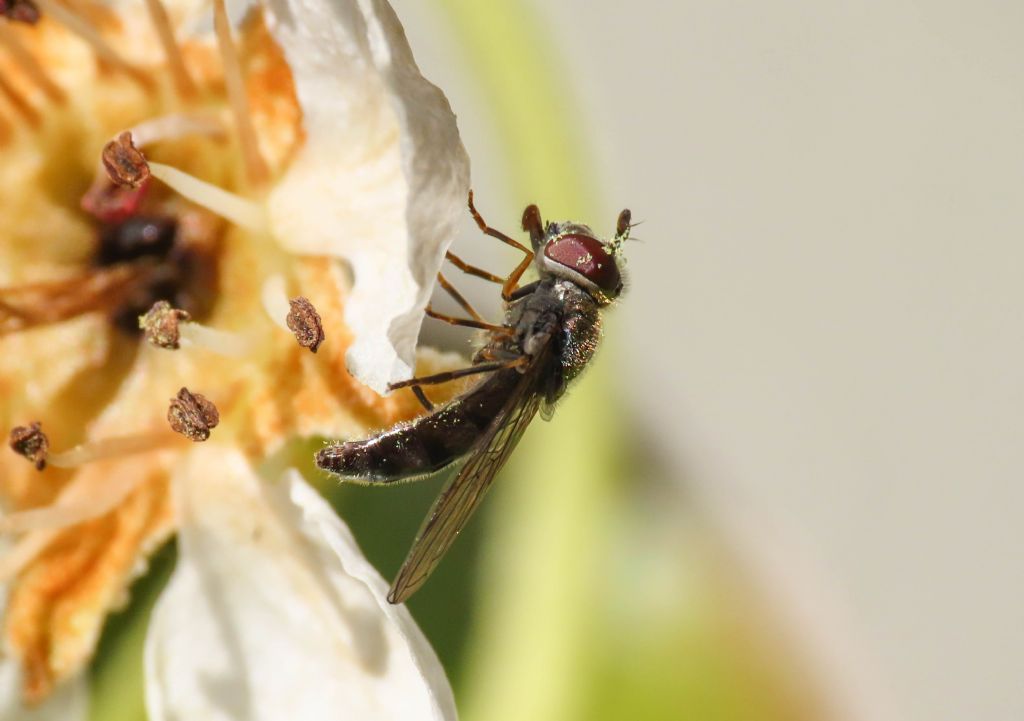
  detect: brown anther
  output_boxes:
[0,0,40,24]
[167,388,219,442]
[286,296,325,353]
[102,132,150,188]
[139,300,191,349]
[9,422,49,470]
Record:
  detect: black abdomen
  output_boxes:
[316,368,523,483]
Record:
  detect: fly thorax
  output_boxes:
[555,281,602,383]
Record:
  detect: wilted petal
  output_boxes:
[263,0,471,394]
[145,446,456,721]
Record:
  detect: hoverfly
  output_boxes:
[316,192,631,603]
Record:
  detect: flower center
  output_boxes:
[93,213,220,336]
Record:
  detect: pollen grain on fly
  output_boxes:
[102,132,150,188]
[167,387,220,442]
[8,421,49,470]
[286,296,325,353]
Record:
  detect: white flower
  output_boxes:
[0,0,467,716]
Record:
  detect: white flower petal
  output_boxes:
[263,0,471,394]
[144,446,456,721]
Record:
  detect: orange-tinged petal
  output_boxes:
[5,454,174,704]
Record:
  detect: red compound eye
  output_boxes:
[544,233,622,294]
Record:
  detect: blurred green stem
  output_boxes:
[434,3,619,720]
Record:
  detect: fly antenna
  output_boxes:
[609,208,633,255]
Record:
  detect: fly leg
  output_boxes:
[474,346,522,363]
[467,191,537,301]
[410,386,434,412]
[424,307,512,334]
[418,306,512,402]
[468,190,532,254]
[501,252,534,302]
[445,251,503,284]
[388,357,528,391]
[436,272,488,324]
[408,331,517,412]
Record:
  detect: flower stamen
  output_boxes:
[0,430,171,562]
[0,23,66,103]
[212,0,267,185]
[83,115,223,221]
[167,387,219,442]
[8,422,172,473]
[139,299,189,348]
[142,0,196,98]
[140,300,252,356]
[31,0,155,91]
[101,131,268,231]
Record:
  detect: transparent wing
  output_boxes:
[387,365,545,604]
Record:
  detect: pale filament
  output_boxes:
[212,0,267,185]
[147,160,269,232]
[0,23,66,104]
[47,432,169,468]
[31,0,155,91]
[0,469,143,535]
[0,431,174,580]
[129,112,225,147]
[83,113,225,206]
[177,321,253,357]
[0,473,141,580]
[143,0,196,98]
[260,274,292,331]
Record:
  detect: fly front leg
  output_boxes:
[501,252,535,302]
[468,190,532,254]
[467,190,538,301]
